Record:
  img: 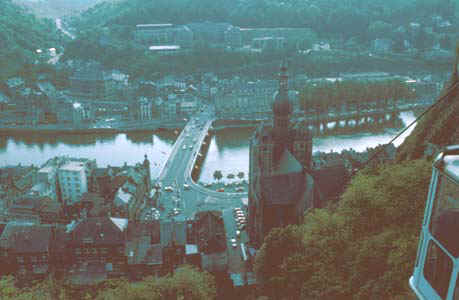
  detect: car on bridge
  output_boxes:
[164,186,174,192]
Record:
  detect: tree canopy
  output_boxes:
[254,159,432,299]
[0,0,63,81]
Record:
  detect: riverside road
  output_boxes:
[150,106,249,276]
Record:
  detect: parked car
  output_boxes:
[217,188,224,192]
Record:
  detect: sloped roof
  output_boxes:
[0,222,52,253]
[68,217,125,247]
[272,149,302,175]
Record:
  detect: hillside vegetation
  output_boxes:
[397,47,459,160]
[73,0,458,35]
[254,159,431,300]
[0,0,63,80]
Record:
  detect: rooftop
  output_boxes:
[149,45,181,51]
[60,161,85,172]
[136,23,173,28]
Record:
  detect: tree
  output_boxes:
[254,159,432,300]
[368,21,393,40]
[237,172,245,180]
[95,265,216,300]
[213,170,223,182]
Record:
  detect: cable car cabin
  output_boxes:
[410,145,459,300]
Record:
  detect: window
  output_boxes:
[430,173,459,257]
[454,275,459,300]
[17,256,24,263]
[30,256,37,262]
[424,240,452,299]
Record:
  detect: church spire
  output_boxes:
[279,60,288,93]
[273,61,292,139]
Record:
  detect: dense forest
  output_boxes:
[253,159,431,300]
[398,46,459,160]
[0,0,64,81]
[61,0,458,78]
[73,0,458,35]
[300,79,417,112]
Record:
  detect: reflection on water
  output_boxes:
[0,131,176,178]
[0,111,417,184]
[197,111,417,183]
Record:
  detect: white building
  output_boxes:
[58,161,88,204]
[139,97,153,120]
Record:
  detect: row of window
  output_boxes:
[17,255,47,263]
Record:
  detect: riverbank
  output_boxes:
[0,121,187,135]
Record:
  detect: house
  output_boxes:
[372,38,393,53]
[312,42,331,51]
[193,211,226,254]
[7,195,64,224]
[66,216,128,285]
[0,222,55,280]
[126,221,163,279]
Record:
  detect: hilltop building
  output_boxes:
[248,63,315,247]
[135,24,193,49]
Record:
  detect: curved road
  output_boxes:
[154,107,248,222]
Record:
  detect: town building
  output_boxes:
[251,37,286,53]
[135,24,193,48]
[186,21,232,45]
[248,63,316,247]
[372,38,393,53]
[58,161,89,205]
[66,216,128,284]
[224,26,243,48]
[0,222,55,280]
[68,63,106,100]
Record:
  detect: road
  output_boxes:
[56,18,75,40]
[147,106,250,277]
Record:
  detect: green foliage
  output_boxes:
[0,276,66,300]
[1,266,216,300]
[397,72,459,161]
[0,0,63,81]
[95,266,216,300]
[300,79,416,112]
[254,159,432,300]
[213,170,223,182]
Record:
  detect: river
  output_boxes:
[0,111,416,181]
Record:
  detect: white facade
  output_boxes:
[58,161,88,204]
[139,97,153,120]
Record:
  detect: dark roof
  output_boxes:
[93,168,109,177]
[194,211,226,254]
[68,217,125,247]
[272,149,302,175]
[262,171,305,206]
[312,162,348,208]
[70,64,104,82]
[0,222,52,253]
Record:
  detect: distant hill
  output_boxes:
[12,0,116,18]
[0,0,63,80]
[397,45,459,160]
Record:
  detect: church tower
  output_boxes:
[272,62,293,160]
[143,154,151,191]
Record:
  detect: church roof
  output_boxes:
[272,149,302,175]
